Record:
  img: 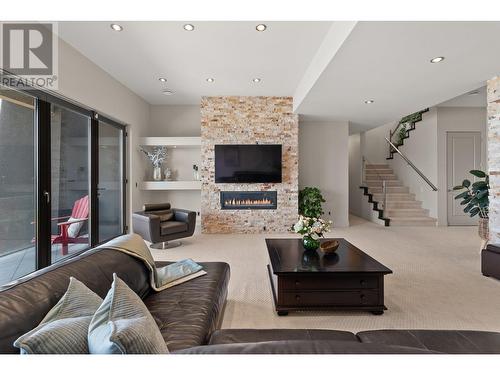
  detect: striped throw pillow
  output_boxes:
[88,273,169,354]
[14,277,103,354]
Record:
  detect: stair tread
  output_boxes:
[388,217,436,221]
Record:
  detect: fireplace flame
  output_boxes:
[224,198,273,206]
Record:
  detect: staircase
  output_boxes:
[360,164,437,226]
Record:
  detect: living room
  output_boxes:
[2,1,500,373]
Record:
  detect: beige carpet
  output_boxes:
[151,215,500,333]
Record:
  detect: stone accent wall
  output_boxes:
[488,77,500,242]
[200,96,298,233]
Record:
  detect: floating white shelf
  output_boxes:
[140,137,201,148]
[139,180,202,190]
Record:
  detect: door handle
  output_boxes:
[43,191,50,204]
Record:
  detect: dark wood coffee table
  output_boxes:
[266,238,392,316]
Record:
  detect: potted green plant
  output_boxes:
[298,187,326,218]
[453,169,489,241]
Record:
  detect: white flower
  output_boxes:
[293,220,304,232]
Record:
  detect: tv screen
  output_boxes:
[215,144,282,183]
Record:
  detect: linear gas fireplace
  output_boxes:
[220,191,277,210]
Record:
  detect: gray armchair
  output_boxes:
[132,203,196,249]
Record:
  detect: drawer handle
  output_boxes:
[294,280,300,286]
[360,280,366,286]
[295,295,301,301]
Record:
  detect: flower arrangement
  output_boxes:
[293,215,332,251]
[139,146,167,168]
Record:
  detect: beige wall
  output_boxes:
[348,133,363,217]
[299,121,350,227]
[436,106,487,225]
[201,96,298,233]
[56,38,151,228]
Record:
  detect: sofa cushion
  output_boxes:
[0,248,150,354]
[88,274,168,354]
[144,262,230,351]
[209,329,358,345]
[14,277,102,354]
[357,329,500,354]
[156,209,174,222]
[174,340,436,354]
[160,221,188,236]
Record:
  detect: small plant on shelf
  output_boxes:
[139,146,167,181]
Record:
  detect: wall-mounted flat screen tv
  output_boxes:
[215,144,282,183]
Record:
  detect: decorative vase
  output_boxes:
[479,217,489,241]
[153,166,162,181]
[302,235,320,251]
[164,168,172,181]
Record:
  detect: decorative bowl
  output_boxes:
[320,240,339,254]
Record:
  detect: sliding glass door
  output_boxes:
[0,88,36,284]
[50,104,91,263]
[0,85,127,286]
[98,120,125,242]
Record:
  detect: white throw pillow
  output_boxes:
[66,217,84,238]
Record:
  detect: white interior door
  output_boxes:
[447,131,482,226]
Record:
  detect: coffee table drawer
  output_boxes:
[280,275,378,291]
[280,290,379,307]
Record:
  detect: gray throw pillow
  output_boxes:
[13,277,103,354]
[88,273,169,354]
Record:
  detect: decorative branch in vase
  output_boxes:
[139,146,168,181]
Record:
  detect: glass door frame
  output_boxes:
[91,113,127,246]
[9,87,127,270]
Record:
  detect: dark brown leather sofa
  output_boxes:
[1,245,500,354]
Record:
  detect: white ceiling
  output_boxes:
[57,21,332,105]
[58,21,500,134]
[437,85,486,107]
[295,22,500,133]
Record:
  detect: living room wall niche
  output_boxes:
[201,96,298,233]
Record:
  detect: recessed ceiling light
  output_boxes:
[206,78,215,83]
[256,24,267,32]
[110,23,123,32]
[252,78,261,83]
[364,100,374,104]
[468,90,480,96]
[158,77,167,82]
[183,24,195,31]
[162,90,174,96]
[430,56,445,63]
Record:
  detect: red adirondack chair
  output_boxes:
[52,195,89,255]
[32,195,89,256]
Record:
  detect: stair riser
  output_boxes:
[369,187,409,194]
[365,170,393,176]
[385,202,423,209]
[365,177,399,182]
[365,164,390,169]
[372,194,416,201]
[366,181,403,187]
[386,209,429,217]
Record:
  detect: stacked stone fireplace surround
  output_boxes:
[200,96,298,233]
